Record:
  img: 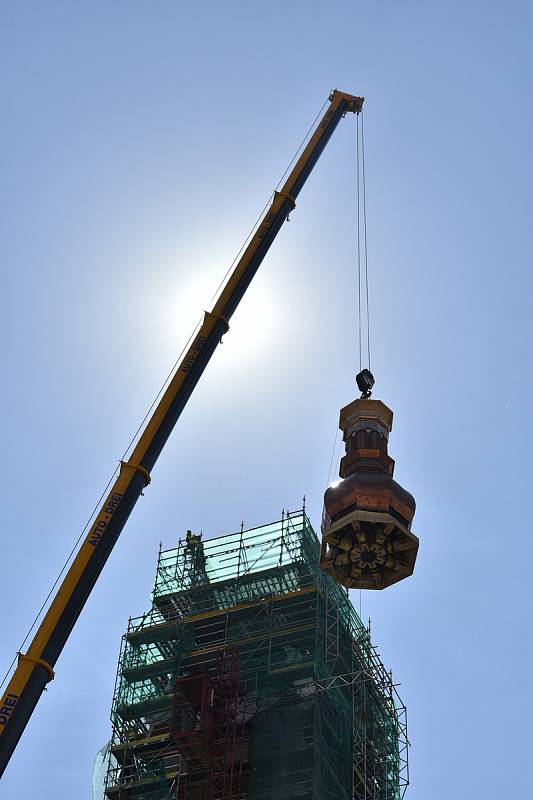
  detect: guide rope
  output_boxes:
[326,427,340,488]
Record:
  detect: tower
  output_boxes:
[103,510,408,799]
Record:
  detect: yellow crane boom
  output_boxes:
[0,89,363,776]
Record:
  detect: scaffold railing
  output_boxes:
[104,509,409,800]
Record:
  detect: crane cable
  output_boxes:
[209,97,329,307]
[356,110,372,373]
[355,110,372,636]
[326,107,373,491]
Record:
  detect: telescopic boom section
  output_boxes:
[0,89,363,776]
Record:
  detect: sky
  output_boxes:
[1,1,532,797]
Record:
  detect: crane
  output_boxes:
[0,89,364,777]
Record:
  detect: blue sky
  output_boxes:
[1,2,532,797]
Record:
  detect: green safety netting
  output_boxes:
[103,511,408,800]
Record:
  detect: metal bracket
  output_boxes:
[17,653,55,683]
[204,311,230,334]
[275,191,296,210]
[329,88,364,114]
[120,460,151,486]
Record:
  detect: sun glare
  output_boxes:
[224,277,280,363]
[154,248,284,371]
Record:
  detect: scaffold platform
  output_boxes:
[104,509,408,800]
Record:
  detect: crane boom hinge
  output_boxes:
[119,461,152,486]
[17,653,55,683]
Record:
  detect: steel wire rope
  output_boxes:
[355,110,372,373]
[328,109,371,487]
[355,108,373,653]
[208,97,329,306]
[356,113,363,372]
[361,110,371,370]
[0,94,332,691]
[207,195,274,307]
[325,427,339,488]
[274,98,329,191]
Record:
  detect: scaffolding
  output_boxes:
[104,510,409,800]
